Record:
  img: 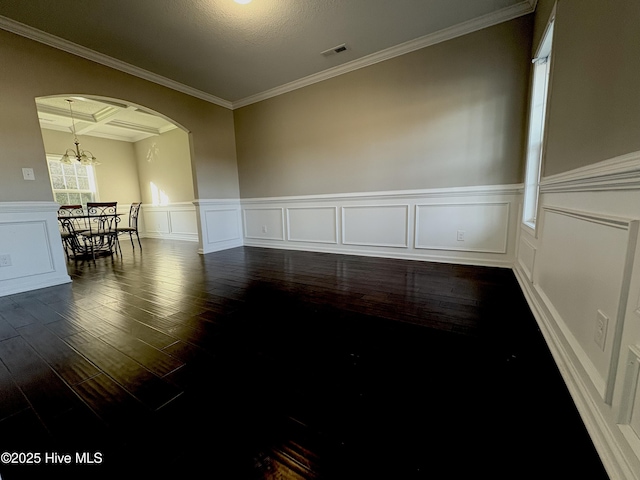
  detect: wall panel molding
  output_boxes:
[514,266,638,480]
[141,202,198,242]
[194,199,243,254]
[0,201,70,297]
[342,205,409,248]
[286,207,338,244]
[536,205,638,404]
[517,236,536,282]
[515,173,640,479]
[415,202,509,253]
[241,185,520,268]
[243,208,285,241]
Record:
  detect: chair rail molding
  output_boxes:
[541,150,640,193]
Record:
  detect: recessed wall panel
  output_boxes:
[144,211,170,234]
[536,206,637,402]
[342,205,408,248]
[0,221,53,280]
[170,210,198,235]
[205,209,241,244]
[244,208,284,240]
[287,207,338,244]
[415,203,509,253]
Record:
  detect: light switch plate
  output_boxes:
[22,168,35,180]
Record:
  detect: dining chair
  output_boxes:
[58,204,86,258]
[85,202,120,258]
[116,202,142,249]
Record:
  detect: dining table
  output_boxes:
[58,211,123,259]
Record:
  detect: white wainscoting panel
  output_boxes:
[194,200,243,254]
[517,236,536,283]
[170,209,198,236]
[204,209,241,243]
[415,202,509,253]
[342,205,409,248]
[241,185,521,267]
[535,206,638,403]
[287,207,338,244]
[142,203,198,242]
[144,210,170,235]
[244,208,285,241]
[0,202,70,297]
[514,153,640,480]
[0,221,53,279]
[619,345,640,456]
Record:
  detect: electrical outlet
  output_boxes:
[594,310,609,350]
[457,230,465,241]
[0,254,12,267]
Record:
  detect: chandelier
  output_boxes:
[60,99,100,166]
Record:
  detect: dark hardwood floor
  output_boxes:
[0,239,609,479]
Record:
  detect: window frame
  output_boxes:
[46,154,99,208]
[522,6,555,234]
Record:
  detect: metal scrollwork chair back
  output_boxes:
[85,202,121,258]
[116,202,142,249]
[58,204,87,259]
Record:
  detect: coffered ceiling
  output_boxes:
[35,96,177,143]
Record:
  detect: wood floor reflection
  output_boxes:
[0,239,609,479]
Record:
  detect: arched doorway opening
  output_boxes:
[35,94,200,246]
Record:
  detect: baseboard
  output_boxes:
[0,275,71,297]
[242,240,514,268]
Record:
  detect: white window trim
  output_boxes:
[522,4,555,233]
[46,154,100,206]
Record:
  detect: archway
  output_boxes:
[35,94,200,246]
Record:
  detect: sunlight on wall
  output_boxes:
[150,181,169,206]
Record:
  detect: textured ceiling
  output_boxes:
[0,0,534,108]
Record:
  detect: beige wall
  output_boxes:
[134,128,194,205]
[234,16,533,198]
[0,29,238,203]
[40,129,141,204]
[541,0,640,176]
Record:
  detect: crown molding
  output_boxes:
[0,15,233,110]
[0,0,535,111]
[232,0,536,108]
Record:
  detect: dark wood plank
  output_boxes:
[0,336,86,424]
[0,240,609,480]
[0,356,30,421]
[99,330,184,377]
[71,336,182,411]
[16,322,100,385]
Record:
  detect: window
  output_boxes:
[523,13,554,229]
[47,155,98,207]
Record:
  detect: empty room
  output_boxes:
[0,0,639,478]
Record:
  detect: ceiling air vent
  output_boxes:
[321,43,348,56]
